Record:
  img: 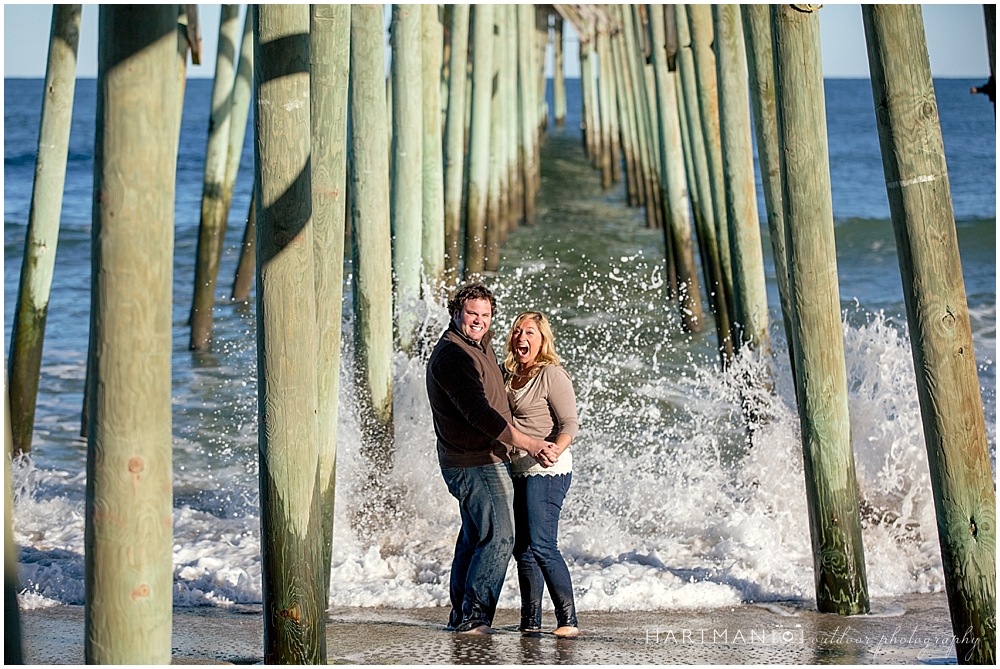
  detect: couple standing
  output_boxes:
[425,282,579,637]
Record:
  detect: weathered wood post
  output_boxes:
[231,198,256,301]
[687,4,735,336]
[772,3,869,616]
[443,4,469,284]
[863,5,996,662]
[464,3,495,277]
[485,7,505,272]
[553,14,566,126]
[595,29,614,189]
[675,4,732,364]
[8,4,81,456]
[85,6,179,663]
[391,4,423,351]
[648,3,703,334]
[611,27,639,208]
[254,6,327,663]
[422,4,446,292]
[219,8,254,290]
[742,5,797,376]
[504,4,521,236]
[579,35,598,161]
[5,379,24,665]
[634,5,665,230]
[714,4,768,352]
[190,5,241,351]
[350,4,395,475]
[310,1,350,608]
[518,4,539,224]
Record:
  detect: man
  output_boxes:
[426,282,558,634]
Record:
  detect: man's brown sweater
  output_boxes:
[426,323,512,468]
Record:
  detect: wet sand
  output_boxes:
[21,593,961,664]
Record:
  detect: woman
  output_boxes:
[503,311,579,638]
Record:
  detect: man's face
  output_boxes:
[454,298,492,343]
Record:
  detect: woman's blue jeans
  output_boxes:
[513,472,577,630]
[440,462,515,632]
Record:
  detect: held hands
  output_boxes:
[529,440,560,467]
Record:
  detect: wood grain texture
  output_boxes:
[421,4,446,288]
[554,14,566,125]
[714,4,769,352]
[485,7,505,273]
[518,4,538,224]
[443,5,469,284]
[863,5,995,662]
[85,6,179,662]
[9,4,81,455]
[390,5,424,350]
[772,4,869,616]
[742,4,798,382]
[464,4,494,277]
[648,3,703,334]
[190,5,241,351]
[254,6,327,663]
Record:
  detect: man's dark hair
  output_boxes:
[448,282,496,318]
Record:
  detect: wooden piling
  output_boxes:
[675,4,733,364]
[391,5,423,350]
[310,1,350,609]
[580,37,597,161]
[465,4,495,277]
[554,14,566,126]
[742,5,798,376]
[190,5,241,352]
[687,4,735,337]
[504,5,521,235]
[518,4,539,223]
[8,4,81,456]
[85,7,179,662]
[219,9,253,254]
[611,29,640,207]
[422,4,446,291]
[231,198,256,301]
[350,4,395,474]
[254,6,326,663]
[619,7,655,225]
[443,5,469,284]
[633,6,665,230]
[983,4,996,116]
[648,3,703,333]
[485,7,505,273]
[714,5,769,352]
[595,30,614,189]
[771,3,869,616]
[5,379,24,665]
[863,5,995,661]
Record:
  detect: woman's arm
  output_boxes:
[546,367,579,456]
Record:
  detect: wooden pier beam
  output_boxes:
[504,5,521,236]
[390,4,423,351]
[85,6,180,662]
[254,5,326,662]
[863,5,996,662]
[519,4,539,223]
[714,4,769,352]
[190,5,241,352]
[5,378,24,664]
[771,3,869,616]
[554,14,566,126]
[464,4,495,277]
[648,3,703,333]
[230,197,255,301]
[611,28,640,207]
[443,4,470,284]
[310,1,350,610]
[742,5,797,375]
[675,3,733,365]
[8,4,81,455]
[350,4,395,475]
[485,7,506,273]
[220,9,254,298]
[634,6,665,230]
[422,4,446,291]
[687,4,735,337]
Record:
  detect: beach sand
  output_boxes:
[20,592,961,664]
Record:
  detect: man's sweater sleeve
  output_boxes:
[431,347,509,439]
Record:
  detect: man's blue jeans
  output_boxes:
[513,472,577,630]
[440,462,515,632]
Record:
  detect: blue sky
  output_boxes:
[2,4,993,80]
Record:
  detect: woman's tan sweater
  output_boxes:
[506,364,579,477]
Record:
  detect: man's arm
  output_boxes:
[498,424,559,467]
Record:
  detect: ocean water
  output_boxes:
[4,76,995,616]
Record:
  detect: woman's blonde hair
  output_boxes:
[503,311,560,376]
